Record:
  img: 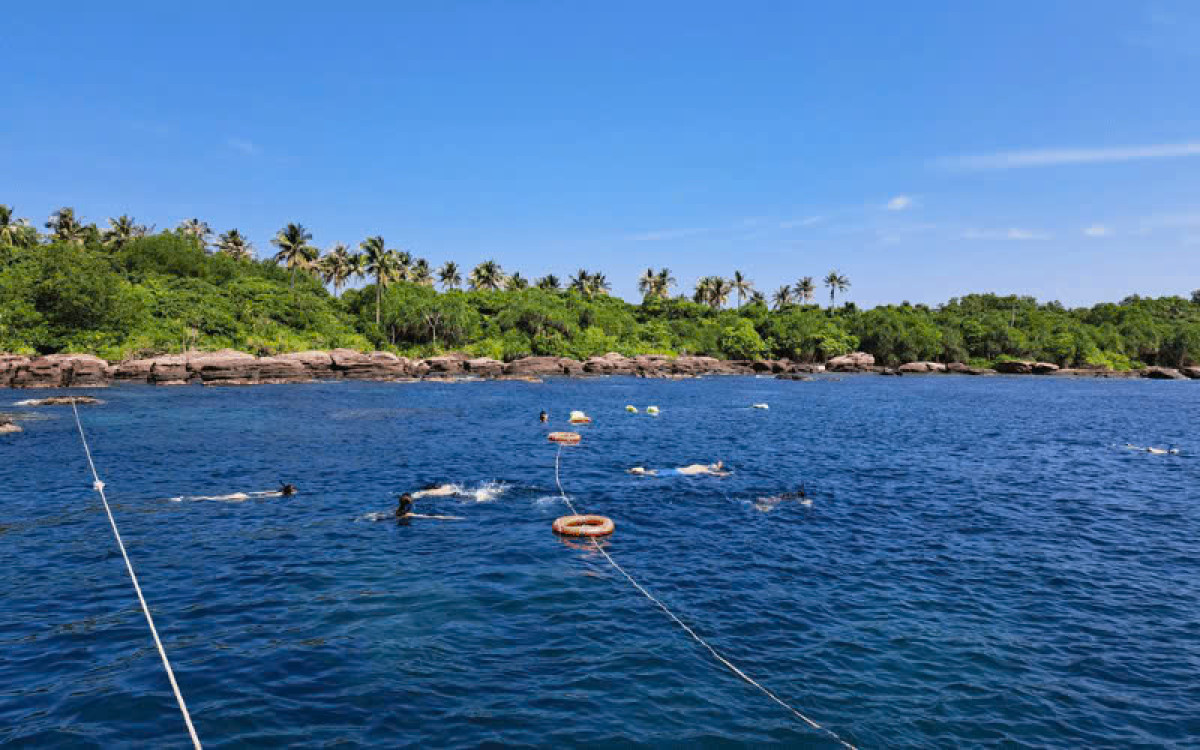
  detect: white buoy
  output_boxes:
[646,405,660,416]
[753,403,769,409]
[569,410,591,424]
[626,405,638,413]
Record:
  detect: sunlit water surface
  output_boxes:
[2,376,1198,748]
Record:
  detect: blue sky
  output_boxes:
[3,2,1199,306]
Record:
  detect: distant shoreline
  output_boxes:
[2,350,1197,389]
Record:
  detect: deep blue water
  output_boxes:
[2,376,1199,748]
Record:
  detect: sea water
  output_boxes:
[1,376,1198,747]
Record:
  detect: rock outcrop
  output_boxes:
[9,354,111,388]
[1140,366,1186,380]
[464,357,505,378]
[1032,362,1060,375]
[1182,366,1200,380]
[994,360,1034,374]
[14,396,104,406]
[897,361,947,374]
[826,352,875,372]
[0,419,20,434]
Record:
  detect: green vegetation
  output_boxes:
[2,204,1199,368]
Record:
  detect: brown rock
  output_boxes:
[10,354,111,388]
[256,357,313,383]
[994,360,1035,374]
[1032,362,1060,375]
[0,355,31,387]
[826,352,875,372]
[424,355,468,375]
[329,349,410,380]
[1182,366,1200,380]
[14,396,104,406]
[1140,366,1186,380]
[504,356,571,377]
[583,352,635,375]
[897,361,947,374]
[0,420,21,434]
[277,351,336,377]
[149,355,189,384]
[464,357,505,377]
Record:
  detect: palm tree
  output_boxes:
[411,257,434,286]
[360,235,390,324]
[438,261,462,290]
[103,215,145,249]
[569,269,590,295]
[271,222,316,291]
[347,252,367,288]
[508,271,529,290]
[0,205,29,247]
[46,207,85,245]
[796,276,816,304]
[217,229,254,260]
[749,290,766,306]
[536,274,561,291]
[654,268,676,299]
[637,268,658,298]
[394,250,414,283]
[178,218,213,250]
[693,276,732,309]
[732,270,754,309]
[586,272,611,298]
[317,243,353,295]
[772,285,793,310]
[470,260,506,291]
[823,270,850,309]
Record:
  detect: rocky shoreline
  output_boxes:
[1,350,1197,388]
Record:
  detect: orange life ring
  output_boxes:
[548,431,581,445]
[553,514,615,537]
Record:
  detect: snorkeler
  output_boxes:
[396,493,414,520]
[629,461,729,477]
[279,482,297,496]
[412,483,458,498]
[540,410,548,423]
[755,484,811,512]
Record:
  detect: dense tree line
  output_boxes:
[2,205,1199,367]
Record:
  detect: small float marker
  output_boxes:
[569,410,591,424]
[753,403,769,409]
[646,405,660,416]
[626,405,638,413]
[548,431,582,445]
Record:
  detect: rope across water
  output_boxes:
[71,401,203,750]
[553,446,857,750]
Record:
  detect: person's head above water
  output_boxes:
[396,493,414,516]
[539,410,548,422]
[279,483,297,496]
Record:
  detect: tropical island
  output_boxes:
[1,205,1199,383]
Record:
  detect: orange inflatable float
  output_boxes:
[548,432,581,445]
[552,515,615,537]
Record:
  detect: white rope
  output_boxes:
[72,401,203,750]
[554,446,856,749]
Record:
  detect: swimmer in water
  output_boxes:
[629,461,729,477]
[540,410,548,423]
[279,482,297,496]
[396,493,414,521]
[755,484,811,512]
[412,483,458,499]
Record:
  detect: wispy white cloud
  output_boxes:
[885,195,915,211]
[628,226,712,242]
[1083,224,1112,237]
[937,141,1200,170]
[226,137,260,156]
[961,228,1052,241]
[779,215,822,229]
